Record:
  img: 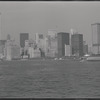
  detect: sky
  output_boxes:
[0,1,100,46]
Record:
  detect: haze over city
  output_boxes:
[1,2,100,98]
[0,2,100,46]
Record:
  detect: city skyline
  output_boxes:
[0,2,100,46]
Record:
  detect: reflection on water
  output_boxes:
[0,60,100,98]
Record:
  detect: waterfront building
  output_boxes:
[0,13,6,56]
[69,28,77,56]
[35,33,44,49]
[65,44,71,56]
[57,32,69,57]
[43,37,48,56]
[0,40,6,56]
[28,47,34,58]
[4,40,20,60]
[20,47,24,58]
[7,34,11,40]
[46,30,58,57]
[28,39,36,47]
[28,47,41,58]
[35,33,45,57]
[71,33,83,57]
[0,13,1,40]
[83,41,88,55]
[24,40,29,55]
[91,23,100,54]
[20,33,29,48]
[25,40,29,47]
[35,33,44,44]
[23,38,41,58]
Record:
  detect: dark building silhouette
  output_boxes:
[20,33,29,48]
[57,32,69,57]
[0,40,6,55]
[71,34,83,57]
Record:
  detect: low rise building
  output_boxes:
[28,47,41,58]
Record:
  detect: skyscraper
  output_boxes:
[20,33,29,48]
[35,33,44,50]
[71,34,83,57]
[45,30,58,57]
[0,13,1,40]
[91,23,100,54]
[57,32,69,57]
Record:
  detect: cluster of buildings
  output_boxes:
[19,30,89,59]
[1,22,100,61]
[0,28,89,60]
[57,32,88,58]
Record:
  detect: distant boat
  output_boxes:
[84,54,90,57]
[87,55,100,61]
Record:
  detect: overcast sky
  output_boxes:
[0,2,100,46]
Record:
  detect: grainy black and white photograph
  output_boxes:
[0,1,100,99]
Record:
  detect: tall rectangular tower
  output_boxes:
[71,34,83,57]
[91,23,100,54]
[20,33,29,48]
[57,32,69,57]
[0,13,2,40]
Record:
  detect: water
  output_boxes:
[0,59,100,98]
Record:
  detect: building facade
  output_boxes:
[83,41,88,55]
[28,47,41,58]
[0,40,6,56]
[4,40,20,60]
[57,32,69,57]
[91,23,100,54]
[35,33,44,49]
[71,34,83,57]
[45,30,58,57]
[35,33,46,57]
[20,33,29,48]
[65,44,71,56]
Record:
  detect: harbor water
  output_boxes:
[0,59,100,98]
